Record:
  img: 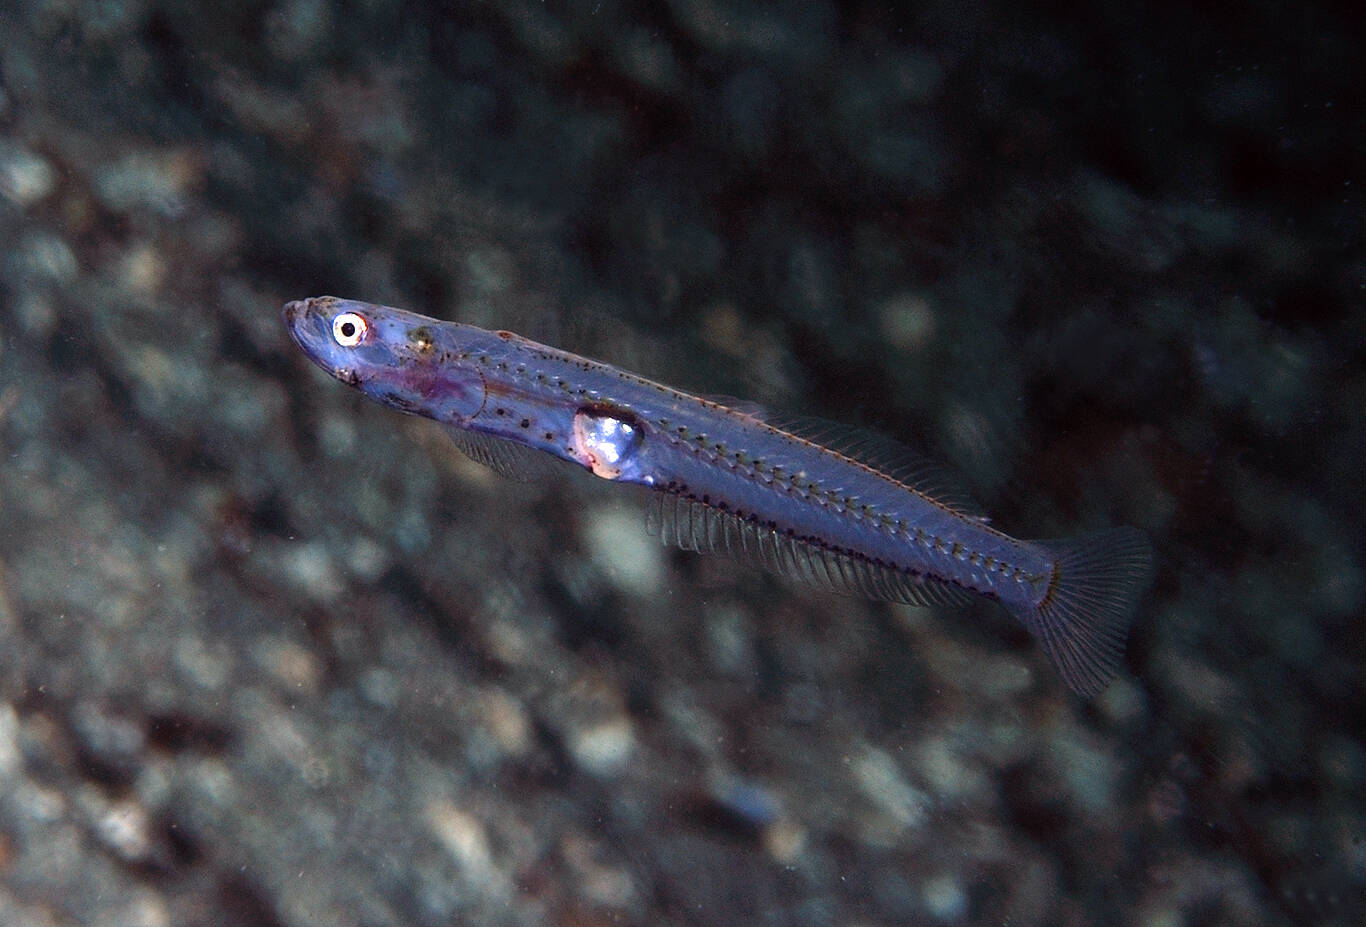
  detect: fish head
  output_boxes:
[282,296,486,422]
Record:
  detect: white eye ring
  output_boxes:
[332,312,369,347]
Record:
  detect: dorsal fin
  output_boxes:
[762,415,987,520]
[699,394,770,422]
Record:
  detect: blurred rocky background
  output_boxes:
[0,1,1362,925]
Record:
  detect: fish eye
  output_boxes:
[332,311,369,347]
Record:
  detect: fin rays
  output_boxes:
[447,428,561,481]
[1012,527,1153,696]
[648,494,971,608]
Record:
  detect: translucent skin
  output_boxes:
[283,296,487,423]
[284,296,1152,694]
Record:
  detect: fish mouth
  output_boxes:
[282,297,371,391]
[282,297,327,334]
[281,297,333,359]
[281,298,305,327]
[281,298,312,345]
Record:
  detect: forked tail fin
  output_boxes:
[1014,526,1153,696]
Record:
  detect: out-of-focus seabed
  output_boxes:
[0,2,1361,925]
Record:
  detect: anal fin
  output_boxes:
[646,493,970,607]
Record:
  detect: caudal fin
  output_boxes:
[1016,526,1153,696]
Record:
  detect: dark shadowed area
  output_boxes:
[0,2,1362,925]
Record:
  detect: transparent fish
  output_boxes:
[284,296,1153,695]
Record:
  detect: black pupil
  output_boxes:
[339,321,356,338]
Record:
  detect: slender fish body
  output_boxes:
[283,296,1152,695]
